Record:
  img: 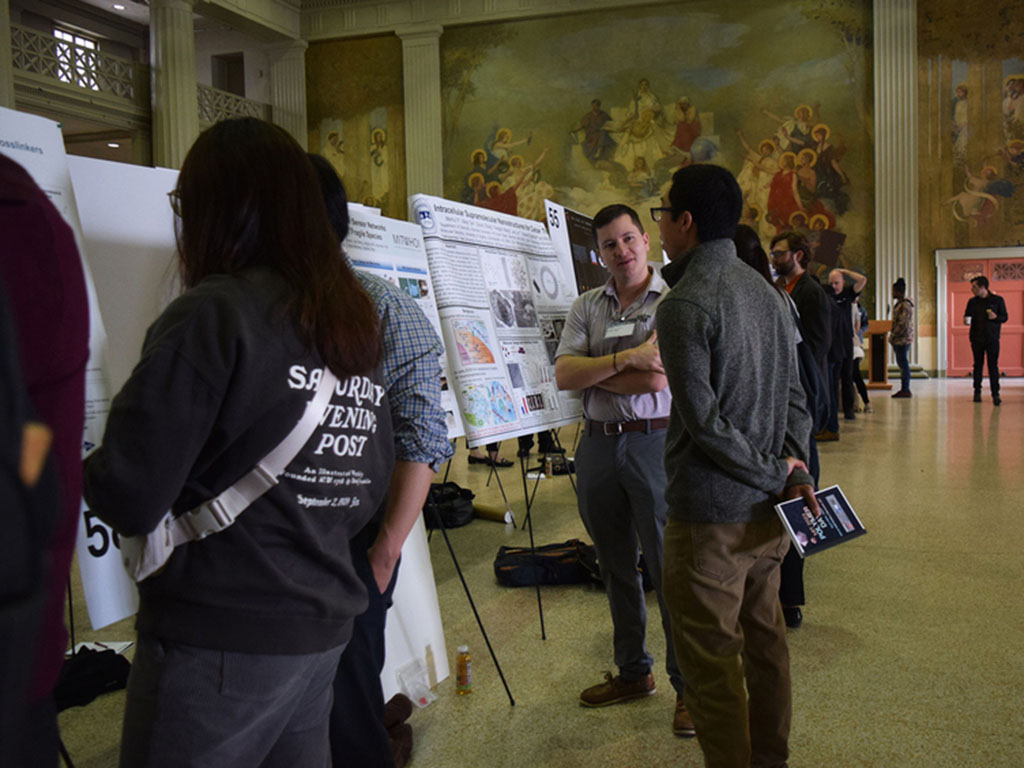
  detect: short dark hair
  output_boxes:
[667,164,742,242]
[733,224,773,285]
[591,203,644,239]
[893,277,906,297]
[770,230,811,267]
[970,275,989,290]
[308,153,350,241]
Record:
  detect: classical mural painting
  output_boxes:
[918,0,1024,329]
[440,1,874,292]
[306,36,407,220]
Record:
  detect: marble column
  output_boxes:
[398,25,444,198]
[0,1,14,109]
[267,39,308,150]
[873,0,919,361]
[149,0,199,169]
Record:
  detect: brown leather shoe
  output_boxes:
[580,672,655,707]
[673,697,696,737]
[814,429,839,442]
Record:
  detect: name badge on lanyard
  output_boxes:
[605,319,636,339]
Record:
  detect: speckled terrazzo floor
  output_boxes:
[58,378,1024,768]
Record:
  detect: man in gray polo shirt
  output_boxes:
[554,203,693,737]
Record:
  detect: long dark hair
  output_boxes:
[733,224,774,286]
[174,118,379,377]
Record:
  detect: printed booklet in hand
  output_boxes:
[775,484,865,558]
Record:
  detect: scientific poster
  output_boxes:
[410,194,582,446]
[0,106,138,628]
[344,207,464,439]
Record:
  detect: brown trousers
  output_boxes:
[663,517,792,768]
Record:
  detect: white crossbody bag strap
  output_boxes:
[123,368,339,581]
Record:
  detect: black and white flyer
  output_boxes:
[775,484,866,558]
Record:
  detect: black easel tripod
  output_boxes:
[432,446,515,706]
[514,426,578,641]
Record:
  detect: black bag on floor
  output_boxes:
[422,482,475,529]
[54,647,131,711]
[494,539,601,587]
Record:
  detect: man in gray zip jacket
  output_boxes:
[653,164,817,768]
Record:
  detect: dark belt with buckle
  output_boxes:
[585,418,670,436]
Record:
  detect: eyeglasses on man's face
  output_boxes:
[769,249,791,260]
[650,206,673,222]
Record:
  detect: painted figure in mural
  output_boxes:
[810,123,850,215]
[479,179,523,216]
[516,168,555,222]
[795,148,818,206]
[571,99,618,165]
[1002,75,1024,135]
[952,82,968,163]
[740,203,762,231]
[486,127,530,168]
[767,152,801,234]
[736,131,777,221]
[614,109,666,179]
[947,164,1015,227]
[466,172,487,205]
[628,157,655,199]
[472,147,550,220]
[513,148,550,217]
[670,97,702,153]
[369,128,388,208]
[762,104,817,151]
[999,138,1024,172]
[629,78,664,122]
[607,78,675,176]
[462,149,490,203]
[322,130,345,180]
[499,157,521,191]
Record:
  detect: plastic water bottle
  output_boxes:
[455,645,472,695]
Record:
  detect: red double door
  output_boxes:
[947,258,1024,377]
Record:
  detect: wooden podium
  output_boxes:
[866,320,892,389]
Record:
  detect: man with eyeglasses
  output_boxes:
[653,164,816,768]
[768,231,832,631]
[769,233,833,432]
[554,203,694,738]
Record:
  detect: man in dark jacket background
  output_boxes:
[964,275,1008,406]
[768,230,833,628]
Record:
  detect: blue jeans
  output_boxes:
[893,345,911,391]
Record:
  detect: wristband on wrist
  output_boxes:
[612,350,619,372]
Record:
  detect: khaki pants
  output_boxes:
[663,517,792,768]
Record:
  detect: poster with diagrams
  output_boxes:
[343,207,464,439]
[410,194,582,446]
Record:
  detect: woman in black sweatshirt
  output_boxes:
[84,118,394,768]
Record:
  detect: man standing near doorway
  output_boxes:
[827,268,868,421]
[964,275,1008,405]
[653,164,816,768]
[554,203,693,737]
